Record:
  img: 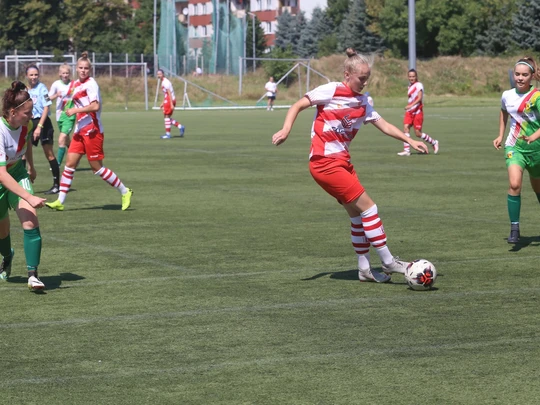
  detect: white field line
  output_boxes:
[0,335,537,388]
[2,285,540,330]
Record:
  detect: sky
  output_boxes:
[302,0,327,20]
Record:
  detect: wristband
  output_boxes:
[37,123,44,129]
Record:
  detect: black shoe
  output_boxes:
[507,224,520,244]
[44,185,59,195]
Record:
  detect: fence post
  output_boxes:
[126,53,129,78]
[92,52,95,68]
[109,53,112,78]
[141,54,144,77]
[14,50,18,79]
[238,56,242,95]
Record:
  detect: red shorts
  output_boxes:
[69,132,105,161]
[309,157,365,204]
[404,110,424,130]
[163,99,176,116]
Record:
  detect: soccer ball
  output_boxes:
[405,259,437,291]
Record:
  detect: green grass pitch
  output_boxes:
[1,105,540,404]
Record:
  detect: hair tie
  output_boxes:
[516,61,535,73]
[14,96,30,110]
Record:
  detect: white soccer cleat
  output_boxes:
[382,257,410,275]
[28,275,45,291]
[358,267,391,283]
[397,150,411,156]
[433,140,439,154]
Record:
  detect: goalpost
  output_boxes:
[238,57,331,108]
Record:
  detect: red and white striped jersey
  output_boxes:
[406,82,424,113]
[161,78,176,102]
[71,77,103,136]
[305,82,381,161]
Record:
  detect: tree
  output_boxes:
[297,8,324,58]
[123,0,159,55]
[263,46,298,85]
[59,0,131,53]
[245,15,266,60]
[511,0,540,52]
[337,0,383,53]
[274,11,296,52]
[326,0,350,27]
[377,0,408,57]
[476,1,516,55]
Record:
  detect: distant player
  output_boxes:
[397,69,439,156]
[493,56,540,244]
[26,65,61,193]
[0,81,47,291]
[46,52,133,212]
[265,77,277,111]
[271,48,428,283]
[157,69,185,139]
[48,64,75,165]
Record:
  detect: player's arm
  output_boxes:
[271,96,311,146]
[405,90,422,110]
[0,160,45,208]
[66,100,99,117]
[494,109,508,149]
[48,83,59,101]
[25,134,37,183]
[372,117,429,154]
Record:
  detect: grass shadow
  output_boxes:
[507,235,540,252]
[70,204,132,211]
[7,272,85,292]
[302,268,409,286]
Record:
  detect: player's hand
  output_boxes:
[493,138,503,149]
[33,127,41,140]
[410,140,429,154]
[272,130,289,146]
[27,195,46,209]
[520,134,539,144]
[27,167,37,183]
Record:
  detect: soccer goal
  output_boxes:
[238,57,331,108]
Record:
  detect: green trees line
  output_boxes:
[0,0,535,59]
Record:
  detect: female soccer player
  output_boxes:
[0,81,47,291]
[397,69,439,156]
[48,64,75,165]
[493,56,540,244]
[26,65,61,193]
[46,52,133,212]
[157,69,185,139]
[271,48,429,283]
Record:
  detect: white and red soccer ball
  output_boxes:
[405,259,437,291]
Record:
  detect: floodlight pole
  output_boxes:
[408,0,416,70]
[247,12,256,73]
[153,0,157,75]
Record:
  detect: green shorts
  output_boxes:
[505,147,540,178]
[0,162,34,220]
[57,112,75,135]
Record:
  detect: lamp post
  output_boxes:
[247,12,256,73]
[408,0,416,70]
[153,0,157,75]
[183,7,189,74]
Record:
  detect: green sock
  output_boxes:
[24,227,41,271]
[0,234,12,259]
[508,194,521,223]
[57,146,66,165]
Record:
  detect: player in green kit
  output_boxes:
[48,64,76,165]
[493,56,540,244]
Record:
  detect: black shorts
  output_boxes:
[267,96,276,100]
[30,117,54,146]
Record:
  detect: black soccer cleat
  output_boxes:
[507,223,520,244]
[44,185,59,195]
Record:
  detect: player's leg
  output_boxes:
[415,113,439,154]
[46,141,84,211]
[87,135,132,211]
[169,110,185,137]
[506,154,525,243]
[398,121,412,156]
[11,175,44,291]
[40,118,60,194]
[57,115,74,165]
[0,197,13,281]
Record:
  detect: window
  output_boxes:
[202,26,208,37]
[264,21,272,34]
[202,3,207,14]
[266,0,272,10]
[256,0,262,11]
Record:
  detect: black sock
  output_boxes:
[49,158,60,187]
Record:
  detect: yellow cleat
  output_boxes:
[45,200,65,211]
[122,188,133,211]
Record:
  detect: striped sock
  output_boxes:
[171,119,182,128]
[95,167,128,194]
[164,118,171,135]
[361,204,393,265]
[421,132,436,145]
[58,166,76,204]
[403,133,410,151]
[351,216,370,270]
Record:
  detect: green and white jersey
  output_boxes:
[49,79,74,121]
[502,86,540,152]
[0,118,31,173]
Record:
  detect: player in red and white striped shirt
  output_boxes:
[157,69,185,139]
[272,48,428,283]
[46,52,133,212]
[398,69,439,156]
